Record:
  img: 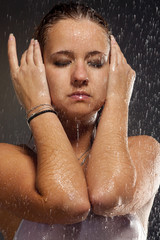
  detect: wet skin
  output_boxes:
[43,19,110,123]
[1,18,160,240]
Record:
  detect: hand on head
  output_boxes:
[8,30,136,117]
[107,35,136,105]
[8,34,51,112]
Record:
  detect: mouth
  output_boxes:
[69,91,91,100]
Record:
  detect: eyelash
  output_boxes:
[54,61,104,68]
[88,61,104,68]
[54,61,71,67]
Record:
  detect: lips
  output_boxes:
[69,91,90,100]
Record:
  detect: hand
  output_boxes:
[106,36,136,105]
[8,34,51,112]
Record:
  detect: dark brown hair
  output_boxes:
[34,1,111,54]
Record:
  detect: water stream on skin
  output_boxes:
[76,122,80,149]
[0,0,159,239]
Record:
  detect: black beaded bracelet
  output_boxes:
[27,109,57,124]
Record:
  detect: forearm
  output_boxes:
[86,98,136,215]
[7,35,90,223]
[29,112,90,221]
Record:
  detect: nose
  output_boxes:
[71,61,89,87]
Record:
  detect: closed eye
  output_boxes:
[88,60,104,68]
[54,61,72,67]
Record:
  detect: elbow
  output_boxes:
[89,186,135,216]
[67,198,91,223]
[41,195,90,225]
[89,189,118,216]
[89,167,136,216]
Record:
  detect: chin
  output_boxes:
[56,107,98,124]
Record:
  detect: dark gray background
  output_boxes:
[0,0,159,239]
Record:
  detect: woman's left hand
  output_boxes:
[106,36,136,105]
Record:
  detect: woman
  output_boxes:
[0,2,159,240]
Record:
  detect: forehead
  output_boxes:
[44,19,109,54]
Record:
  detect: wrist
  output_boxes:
[106,95,129,106]
[26,103,57,126]
[98,98,129,137]
[103,97,129,115]
[25,100,51,112]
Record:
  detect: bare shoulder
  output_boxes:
[0,143,36,182]
[0,143,36,167]
[0,143,37,239]
[0,143,37,202]
[128,135,159,150]
[128,136,160,232]
[128,135,160,204]
[128,135,160,166]
[0,142,36,157]
[128,135,160,182]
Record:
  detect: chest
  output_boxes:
[14,213,146,240]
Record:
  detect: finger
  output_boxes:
[117,50,122,65]
[26,39,34,64]
[8,34,19,75]
[110,36,117,71]
[122,55,127,64]
[129,69,136,82]
[20,51,27,66]
[33,40,43,66]
[118,50,127,65]
[111,36,124,65]
[116,43,127,65]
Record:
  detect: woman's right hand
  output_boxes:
[8,34,51,112]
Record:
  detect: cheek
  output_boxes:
[93,70,108,95]
[45,74,61,103]
[99,78,108,98]
[99,65,109,94]
[93,73,108,109]
[46,68,62,92]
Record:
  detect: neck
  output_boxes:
[58,112,97,154]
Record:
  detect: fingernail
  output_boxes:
[111,35,116,43]
[34,39,38,45]
[30,39,34,44]
[9,33,14,40]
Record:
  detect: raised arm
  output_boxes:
[0,34,90,224]
[86,36,160,216]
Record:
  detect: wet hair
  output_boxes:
[34,1,111,54]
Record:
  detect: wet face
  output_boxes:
[43,18,110,121]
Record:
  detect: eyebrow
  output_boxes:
[51,51,74,58]
[51,50,106,59]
